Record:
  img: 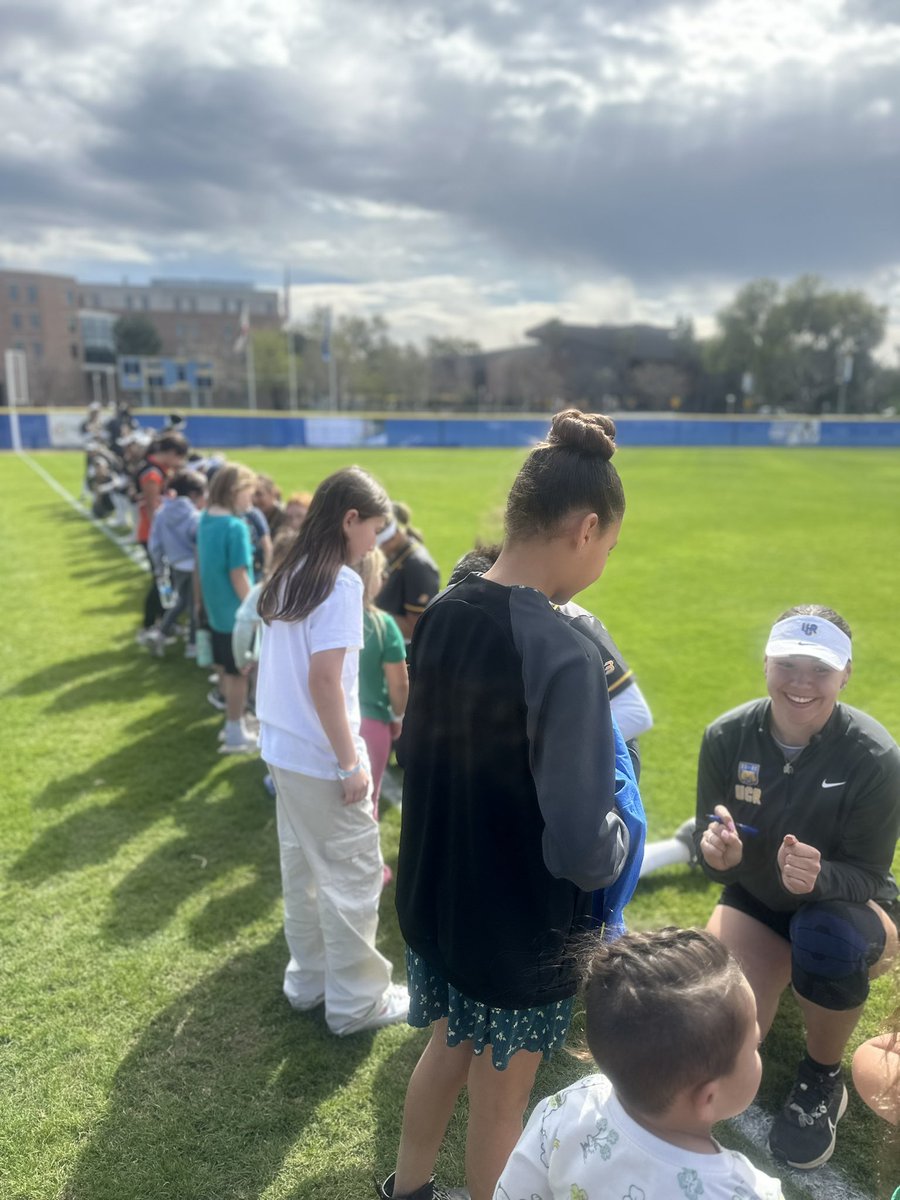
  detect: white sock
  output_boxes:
[639,837,692,877]
[224,719,243,744]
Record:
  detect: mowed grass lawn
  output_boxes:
[2,446,899,1200]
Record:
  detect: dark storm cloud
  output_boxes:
[843,0,900,23]
[387,0,685,40]
[2,0,900,289]
[0,2,87,47]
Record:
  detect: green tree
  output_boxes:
[426,336,482,359]
[113,315,162,357]
[776,276,886,412]
[707,277,887,412]
[250,329,291,409]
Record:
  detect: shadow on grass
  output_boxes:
[8,694,282,946]
[2,646,140,700]
[61,937,379,1200]
[103,756,280,947]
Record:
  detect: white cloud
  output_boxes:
[1,0,899,360]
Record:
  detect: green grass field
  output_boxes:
[2,446,899,1200]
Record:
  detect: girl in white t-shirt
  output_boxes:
[256,467,409,1036]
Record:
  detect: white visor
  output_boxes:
[765,615,851,671]
[376,520,397,547]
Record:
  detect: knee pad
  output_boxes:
[790,901,886,1011]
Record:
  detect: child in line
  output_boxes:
[146,470,207,657]
[196,462,257,754]
[495,927,784,1200]
[358,547,408,820]
[232,526,298,792]
[256,466,409,1036]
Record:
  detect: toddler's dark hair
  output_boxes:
[505,409,624,541]
[583,927,749,1115]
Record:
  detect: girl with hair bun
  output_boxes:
[380,411,638,1200]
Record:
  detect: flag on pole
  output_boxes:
[233,303,250,353]
[320,307,332,363]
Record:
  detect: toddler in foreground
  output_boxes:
[494,927,784,1200]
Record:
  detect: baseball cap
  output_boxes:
[765,614,851,670]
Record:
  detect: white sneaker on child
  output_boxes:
[145,629,167,657]
[333,985,410,1036]
[218,731,259,755]
[219,739,258,755]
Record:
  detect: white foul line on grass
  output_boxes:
[17,450,149,572]
[16,449,877,1200]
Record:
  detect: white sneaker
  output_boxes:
[334,985,410,1036]
[218,733,258,755]
[218,723,256,743]
[145,629,167,657]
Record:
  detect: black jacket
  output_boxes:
[693,699,900,910]
[396,576,627,1008]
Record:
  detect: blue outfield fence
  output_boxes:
[3,409,900,452]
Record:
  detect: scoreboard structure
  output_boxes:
[118,356,214,404]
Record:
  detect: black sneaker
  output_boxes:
[375,1172,470,1200]
[768,1059,848,1169]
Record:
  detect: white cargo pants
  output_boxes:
[269,763,393,1035]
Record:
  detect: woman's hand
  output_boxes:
[698,805,744,871]
[340,764,371,806]
[778,835,821,894]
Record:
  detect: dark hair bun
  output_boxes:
[547,409,617,460]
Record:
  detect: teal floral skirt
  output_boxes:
[405,946,575,1071]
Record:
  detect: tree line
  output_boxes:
[112,277,898,414]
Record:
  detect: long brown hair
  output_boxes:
[258,467,390,624]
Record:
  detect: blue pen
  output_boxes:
[705,813,760,837]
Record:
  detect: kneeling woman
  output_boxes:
[694,605,900,1171]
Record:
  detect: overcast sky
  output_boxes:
[2,0,899,352]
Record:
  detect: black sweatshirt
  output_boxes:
[396,576,628,1008]
[693,699,900,911]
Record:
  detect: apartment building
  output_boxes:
[0,270,281,405]
[0,270,83,405]
[76,278,281,359]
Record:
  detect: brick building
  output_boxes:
[76,278,281,360]
[0,270,281,406]
[0,270,83,405]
